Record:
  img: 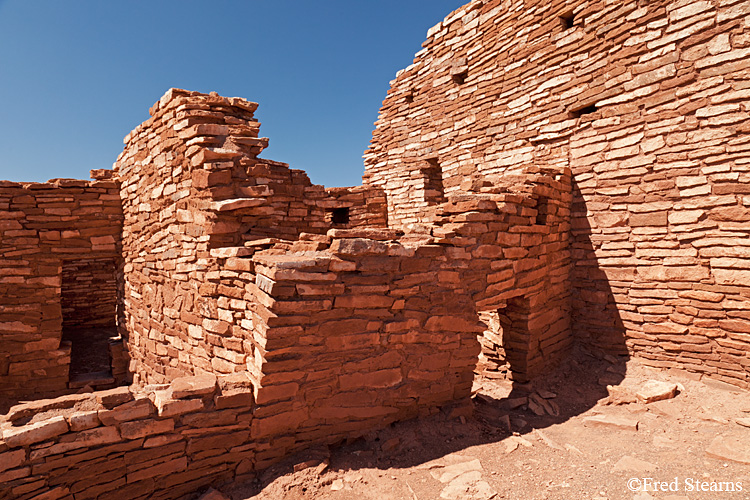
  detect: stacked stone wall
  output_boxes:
[0,179,122,399]
[61,258,118,329]
[364,0,750,387]
[115,90,392,386]
[0,160,572,498]
[0,376,257,500]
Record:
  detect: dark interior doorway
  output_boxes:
[61,258,118,388]
[477,296,532,382]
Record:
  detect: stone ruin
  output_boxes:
[1,0,749,498]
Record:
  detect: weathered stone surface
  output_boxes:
[171,375,217,399]
[98,397,154,425]
[613,455,658,472]
[97,387,134,409]
[636,380,680,404]
[1,0,750,496]
[3,416,69,447]
[67,411,101,432]
[119,418,175,440]
[582,415,639,431]
[154,391,204,418]
[0,448,26,473]
[705,435,750,464]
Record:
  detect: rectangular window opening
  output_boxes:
[535,196,550,225]
[569,104,598,118]
[331,207,350,226]
[560,11,576,30]
[422,158,445,204]
[452,71,468,85]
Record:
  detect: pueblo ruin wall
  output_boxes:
[1,0,749,498]
[0,179,122,399]
[0,87,571,499]
[365,0,750,388]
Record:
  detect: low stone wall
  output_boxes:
[0,375,256,500]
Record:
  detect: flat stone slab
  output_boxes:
[5,393,94,423]
[636,380,679,403]
[430,458,483,483]
[327,228,404,240]
[3,416,69,447]
[613,455,658,472]
[96,386,133,409]
[171,374,217,399]
[705,435,750,464]
[583,414,639,431]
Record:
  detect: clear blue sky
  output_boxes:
[0,0,464,188]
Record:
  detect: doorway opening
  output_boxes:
[476,296,532,382]
[61,258,119,389]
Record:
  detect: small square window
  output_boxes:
[332,207,350,225]
[560,11,576,30]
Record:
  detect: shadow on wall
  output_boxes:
[570,177,630,359]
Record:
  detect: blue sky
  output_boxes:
[0,1,464,188]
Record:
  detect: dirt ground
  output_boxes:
[216,351,750,500]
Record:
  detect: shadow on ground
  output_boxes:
[221,347,627,499]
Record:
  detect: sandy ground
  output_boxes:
[213,352,750,500]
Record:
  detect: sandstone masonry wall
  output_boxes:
[0,162,573,500]
[0,180,122,399]
[0,376,257,500]
[61,258,118,330]
[115,90,391,386]
[364,0,750,388]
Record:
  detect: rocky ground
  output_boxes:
[202,351,750,500]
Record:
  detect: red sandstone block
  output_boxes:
[251,408,308,438]
[296,283,346,296]
[425,315,482,333]
[98,397,154,426]
[271,299,333,315]
[334,295,393,309]
[325,333,380,350]
[720,319,750,334]
[171,374,217,399]
[34,426,122,459]
[154,391,204,418]
[67,411,100,432]
[202,319,230,335]
[0,448,25,473]
[340,369,402,390]
[255,382,299,405]
[127,456,187,484]
[3,416,68,448]
[215,390,254,410]
[96,387,134,409]
[309,405,399,421]
[119,418,175,440]
[143,434,183,449]
[211,357,238,374]
[0,467,30,487]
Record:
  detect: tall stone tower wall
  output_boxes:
[365,0,750,388]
